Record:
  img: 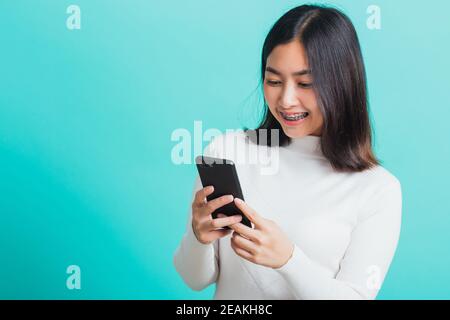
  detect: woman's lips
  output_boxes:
[278,110,309,126]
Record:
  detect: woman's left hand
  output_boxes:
[227,198,295,269]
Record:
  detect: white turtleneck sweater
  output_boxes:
[173,131,402,300]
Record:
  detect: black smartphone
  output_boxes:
[195,155,252,229]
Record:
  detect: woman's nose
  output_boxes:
[279,84,299,109]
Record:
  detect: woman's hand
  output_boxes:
[228,198,294,269]
[191,186,243,245]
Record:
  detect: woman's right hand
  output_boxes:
[191,186,243,245]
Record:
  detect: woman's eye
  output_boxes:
[266,80,281,86]
[266,80,312,88]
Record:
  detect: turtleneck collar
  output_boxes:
[284,135,324,158]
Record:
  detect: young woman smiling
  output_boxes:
[174,4,402,300]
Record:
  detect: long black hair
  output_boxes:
[246,4,379,172]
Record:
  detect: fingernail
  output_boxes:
[208,186,214,192]
[235,198,242,204]
[233,215,242,220]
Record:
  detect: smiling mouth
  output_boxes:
[279,111,309,121]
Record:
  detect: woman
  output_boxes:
[173,4,402,300]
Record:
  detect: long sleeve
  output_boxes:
[274,179,403,300]
[173,175,220,291]
[173,136,224,291]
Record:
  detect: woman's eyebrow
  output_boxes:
[265,66,311,76]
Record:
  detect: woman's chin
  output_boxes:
[281,125,322,139]
[282,127,306,139]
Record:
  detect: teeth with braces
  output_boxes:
[281,112,309,121]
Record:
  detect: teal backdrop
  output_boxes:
[1,0,449,299]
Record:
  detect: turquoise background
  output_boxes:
[0,0,449,299]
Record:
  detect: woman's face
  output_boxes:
[263,40,323,138]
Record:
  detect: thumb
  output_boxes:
[234,198,262,227]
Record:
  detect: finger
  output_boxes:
[193,186,214,208]
[230,236,255,262]
[234,198,263,227]
[210,228,233,240]
[231,231,258,254]
[202,194,234,215]
[208,215,242,230]
[228,222,260,242]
